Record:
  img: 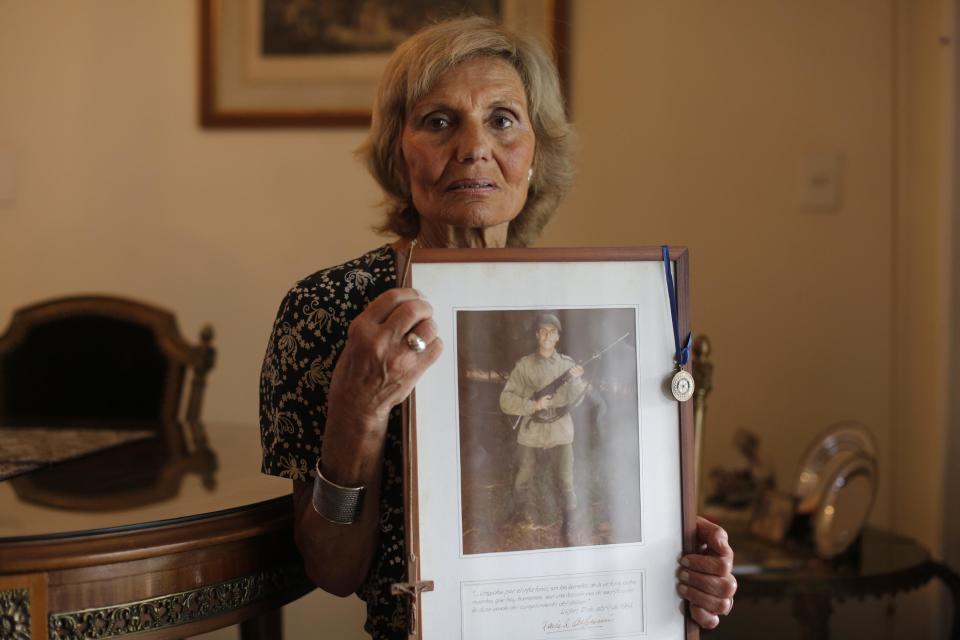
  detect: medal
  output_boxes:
[662,246,694,403]
[671,368,695,402]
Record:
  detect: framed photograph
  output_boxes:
[198,0,570,127]
[401,247,698,640]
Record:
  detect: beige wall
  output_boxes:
[894,0,954,634]
[947,0,960,593]
[893,0,951,553]
[0,1,382,432]
[550,1,896,528]
[0,1,952,638]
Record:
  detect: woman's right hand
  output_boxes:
[294,287,442,596]
[326,287,443,443]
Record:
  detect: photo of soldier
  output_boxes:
[499,313,586,544]
[455,308,642,554]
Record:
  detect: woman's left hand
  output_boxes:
[678,516,737,629]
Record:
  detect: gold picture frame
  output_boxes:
[198,0,570,128]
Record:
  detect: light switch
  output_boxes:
[799,152,842,212]
[0,150,15,205]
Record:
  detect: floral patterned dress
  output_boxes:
[259,245,408,639]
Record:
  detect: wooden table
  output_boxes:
[0,423,312,640]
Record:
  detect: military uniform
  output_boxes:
[499,349,586,514]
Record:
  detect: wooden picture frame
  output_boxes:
[198,0,570,128]
[400,247,698,640]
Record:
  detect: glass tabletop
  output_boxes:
[0,422,290,540]
[731,525,930,583]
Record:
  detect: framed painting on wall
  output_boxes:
[396,246,699,639]
[199,0,570,128]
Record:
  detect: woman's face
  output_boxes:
[401,56,536,232]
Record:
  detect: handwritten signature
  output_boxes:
[543,615,614,634]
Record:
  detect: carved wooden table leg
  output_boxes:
[791,593,832,640]
[238,608,282,640]
[930,562,960,640]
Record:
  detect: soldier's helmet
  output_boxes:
[535,313,562,333]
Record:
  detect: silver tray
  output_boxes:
[811,452,877,558]
[794,421,876,514]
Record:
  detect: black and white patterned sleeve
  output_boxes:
[258,246,396,483]
[258,281,345,481]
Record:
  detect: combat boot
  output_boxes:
[513,488,535,527]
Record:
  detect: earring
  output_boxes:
[528,167,533,183]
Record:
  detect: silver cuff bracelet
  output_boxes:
[312,462,365,525]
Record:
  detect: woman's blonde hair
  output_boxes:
[359,16,573,247]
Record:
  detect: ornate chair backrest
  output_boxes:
[0,295,215,508]
[0,295,214,450]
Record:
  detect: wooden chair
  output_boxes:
[0,295,216,509]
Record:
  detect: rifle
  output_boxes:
[513,332,630,428]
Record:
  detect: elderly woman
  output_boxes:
[260,16,736,639]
